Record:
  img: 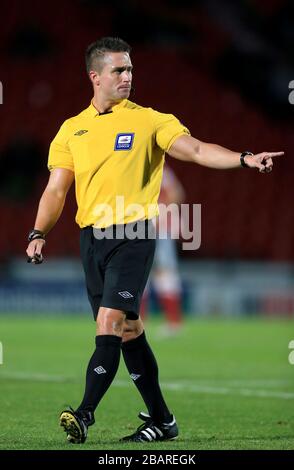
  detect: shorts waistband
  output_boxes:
[81,219,154,231]
[81,219,155,239]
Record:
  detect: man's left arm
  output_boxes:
[168,135,284,172]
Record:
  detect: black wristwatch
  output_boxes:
[240,151,254,168]
[28,229,45,243]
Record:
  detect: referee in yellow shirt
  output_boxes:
[26,37,283,444]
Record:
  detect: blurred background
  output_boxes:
[0,0,293,319]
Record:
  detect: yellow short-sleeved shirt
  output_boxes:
[48,99,190,228]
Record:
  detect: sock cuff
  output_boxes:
[95,335,122,347]
[121,331,146,351]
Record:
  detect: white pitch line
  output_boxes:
[116,380,294,400]
[1,372,293,400]
[222,379,292,388]
[0,371,73,383]
[162,382,294,400]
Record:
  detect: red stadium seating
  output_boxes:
[0,1,292,260]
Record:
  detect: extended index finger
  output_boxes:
[263,151,284,159]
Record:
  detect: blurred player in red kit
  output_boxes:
[140,164,185,335]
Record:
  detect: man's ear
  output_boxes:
[89,70,100,86]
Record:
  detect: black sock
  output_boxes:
[76,335,121,414]
[121,331,172,423]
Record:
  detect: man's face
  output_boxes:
[95,52,133,101]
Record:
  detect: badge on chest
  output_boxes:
[114,133,134,151]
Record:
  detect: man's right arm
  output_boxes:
[26,168,74,263]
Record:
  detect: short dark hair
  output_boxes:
[85,37,131,73]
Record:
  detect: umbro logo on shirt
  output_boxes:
[74,129,88,136]
[114,133,134,150]
[118,291,133,299]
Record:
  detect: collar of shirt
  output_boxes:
[87,99,128,117]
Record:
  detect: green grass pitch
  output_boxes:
[0,315,293,450]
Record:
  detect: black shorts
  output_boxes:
[80,220,155,320]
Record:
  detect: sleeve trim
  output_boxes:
[166,130,190,153]
[48,164,74,172]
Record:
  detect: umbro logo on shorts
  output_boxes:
[118,291,134,299]
[94,366,106,374]
[74,129,88,136]
[114,133,134,150]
